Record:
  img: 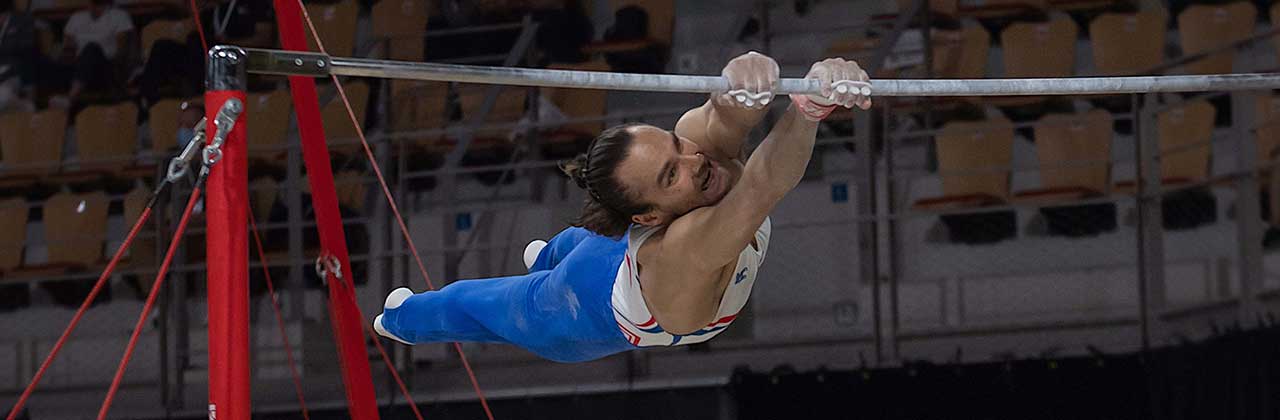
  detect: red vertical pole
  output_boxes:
[271,2,382,419]
[205,46,251,420]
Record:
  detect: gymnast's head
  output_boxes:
[562,122,733,238]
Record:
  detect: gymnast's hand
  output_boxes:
[806,57,872,110]
[717,51,780,110]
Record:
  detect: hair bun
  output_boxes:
[561,154,591,190]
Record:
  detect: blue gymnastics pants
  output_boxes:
[375,227,635,363]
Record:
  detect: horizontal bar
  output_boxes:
[242,47,1280,96]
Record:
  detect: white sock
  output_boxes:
[523,239,547,270]
[373,288,414,345]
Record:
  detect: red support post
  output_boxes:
[270,2,382,419]
[205,46,251,420]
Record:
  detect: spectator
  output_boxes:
[132,0,273,103]
[60,0,135,104]
[0,0,37,112]
[602,5,667,73]
[175,99,201,148]
[533,0,593,65]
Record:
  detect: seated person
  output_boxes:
[0,0,38,112]
[133,0,274,103]
[60,0,135,104]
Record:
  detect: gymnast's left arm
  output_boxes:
[674,51,779,160]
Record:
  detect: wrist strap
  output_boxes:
[789,94,837,122]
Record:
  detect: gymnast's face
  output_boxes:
[615,125,733,227]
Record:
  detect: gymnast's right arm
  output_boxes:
[664,58,871,272]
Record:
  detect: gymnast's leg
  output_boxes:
[374,273,540,345]
[524,226,595,272]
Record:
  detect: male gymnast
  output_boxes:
[374,52,871,362]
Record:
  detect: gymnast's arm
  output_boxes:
[674,52,777,161]
[664,58,871,272]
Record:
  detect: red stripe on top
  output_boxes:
[707,313,738,327]
[617,322,641,345]
[637,316,657,327]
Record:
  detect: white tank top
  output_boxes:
[610,217,771,347]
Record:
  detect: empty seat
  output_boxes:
[372,0,428,61]
[74,102,139,173]
[1158,100,1215,184]
[389,80,450,139]
[335,170,367,215]
[913,118,1017,243]
[996,15,1077,109]
[931,24,990,79]
[1256,95,1280,177]
[1177,2,1256,75]
[1015,110,1116,236]
[1272,3,1280,67]
[36,190,110,307]
[43,190,109,268]
[1149,100,1217,230]
[320,81,370,156]
[1089,9,1167,75]
[0,109,66,189]
[247,89,294,163]
[1001,15,1077,76]
[305,0,359,57]
[1016,110,1114,201]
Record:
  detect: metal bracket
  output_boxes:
[166,118,207,183]
[203,98,244,169]
[315,254,343,283]
[245,48,332,78]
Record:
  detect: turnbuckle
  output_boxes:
[202,98,244,171]
[166,118,207,183]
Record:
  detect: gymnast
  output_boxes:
[374,52,872,362]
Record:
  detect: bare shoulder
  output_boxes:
[641,205,730,270]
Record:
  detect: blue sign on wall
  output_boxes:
[831,182,849,203]
[456,213,472,231]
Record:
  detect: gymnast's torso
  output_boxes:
[611,217,771,347]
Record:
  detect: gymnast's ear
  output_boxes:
[631,210,664,227]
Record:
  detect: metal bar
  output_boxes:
[1136,93,1165,351]
[1231,91,1265,321]
[854,110,881,365]
[241,47,1280,96]
[882,108,900,361]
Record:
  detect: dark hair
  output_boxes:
[561,122,653,238]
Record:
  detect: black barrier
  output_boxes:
[733,324,1280,420]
